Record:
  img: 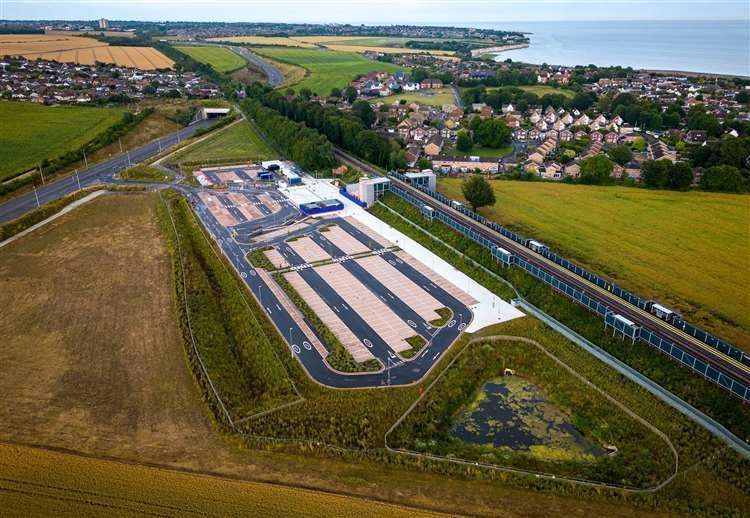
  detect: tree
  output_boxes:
[299,87,313,100]
[474,118,511,148]
[641,160,669,188]
[572,91,596,111]
[461,174,496,212]
[351,100,376,128]
[579,154,614,185]
[736,90,749,104]
[329,87,341,98]
[701,165,745,192]
[607,144,633,165]
[456,130,473,152]
[342,86,357,103]
[667,161,694,189]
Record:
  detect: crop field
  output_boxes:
[171,119,273,166]
[175,45,247,73]
[0,194,213,457]
[46,29,137,38]
[207,35,318,47]
[373,87,456,107]
[0,34,174,69]
[252,47,403,95]
[0,101,124,181]
[437,179,750,351]
[0,443,443,517]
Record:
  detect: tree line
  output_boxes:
[240,98,337,171]
[246,84,406,170]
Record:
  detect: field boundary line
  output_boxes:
[384,334,680,494]
[0,189,108,249]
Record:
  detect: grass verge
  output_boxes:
[157,192,299,422]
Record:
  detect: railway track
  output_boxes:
[334,148,750,389]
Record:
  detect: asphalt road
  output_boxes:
[0,119,215,224]
[226,45,284,86]
[192,192,472,388]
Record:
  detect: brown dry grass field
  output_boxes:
[0,193,676,517]
[0,34,173,69]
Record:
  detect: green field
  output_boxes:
[175,46,247,73]
[437,179,750,350]
[172,120,273,165]
[252,47,403,95]
[374,87,456,107]
[487,85,575,99]
[519,85,576,99]
[0,101,124,181]
[442,144,513,158]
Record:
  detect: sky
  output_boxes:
[1,0,748,24]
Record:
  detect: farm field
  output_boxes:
[208,35,317,47]
[0,101,124,181]
[373,87,456,106]
[0,443,442,517]
[171,119,273,166]
[0,34,173,69]
[208,35,456,55]
[252,47,403,95]
[45,29,137,38]
[175,45,247,73]
[437,179,750,350]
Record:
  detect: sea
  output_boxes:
[472,20,749,77]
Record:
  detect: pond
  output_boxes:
[450,376,605,460]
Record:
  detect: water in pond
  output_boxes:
[451,376,605,459]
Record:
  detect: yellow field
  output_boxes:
[324,44,455,56]
[208,34,455,56]
[0,443,443,517]
[208,35,317,47]
[46,29,137,38]
[0,34,173,69]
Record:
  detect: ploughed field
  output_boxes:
[175,45,247,73]
[251,47,403,96]
[0,101,124,181]
[0,33,173,69]
[437,178,750,351]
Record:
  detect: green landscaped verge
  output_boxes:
[120,164,174,183]
[170,120,273,166]
[157,193,299,422]
[174,46,247,73]
[401,335,427,359]
[437,179,750,352]
[430,307,452,327]
[273,272,382,373]
[247,247,276,271]
[251,47,403,96]
[0,101,124,182]
[372,192,750,442]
